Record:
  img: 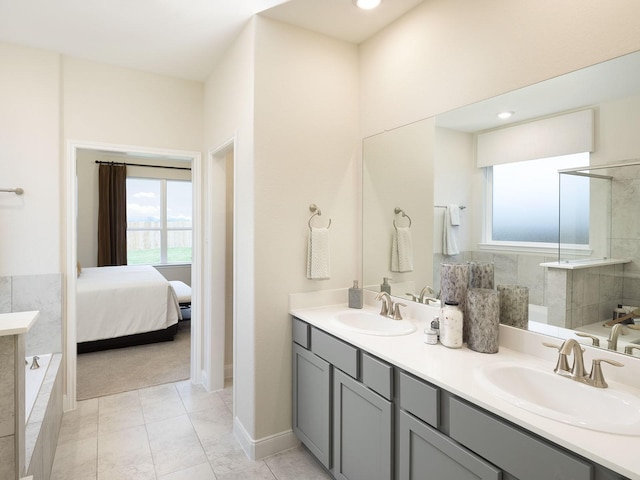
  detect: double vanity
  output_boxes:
[290,289,640,480]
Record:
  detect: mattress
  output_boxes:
[76,265,180,343]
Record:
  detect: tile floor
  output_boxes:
[50,379,332,480]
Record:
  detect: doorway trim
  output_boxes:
[205,135,237,394]
[64,140,202,411]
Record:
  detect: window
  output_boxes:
[486,152,589,248]
[126,178,192,265]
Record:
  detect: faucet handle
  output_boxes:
[588,358,624,388]
[625,345,640,356]
[574,332,600,347]
[392,303,407,320]
[542,342,571,373]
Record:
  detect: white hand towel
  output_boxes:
[391,226,414,273]
[307,227,330,280]
[448,204,461,226]
[443,206,460,256]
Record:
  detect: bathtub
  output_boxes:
[25,353,52,424]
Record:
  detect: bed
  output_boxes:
[76,265,181,353]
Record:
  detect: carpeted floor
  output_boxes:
[77,321,191,400]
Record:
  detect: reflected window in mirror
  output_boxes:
[484,152,589,250]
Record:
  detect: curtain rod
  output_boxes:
[94,160,191,171]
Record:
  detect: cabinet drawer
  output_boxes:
[399,371,439,428]
[449,397,592,480]
[361,352,393,400]
[311,328,359,378]
[292,317,310,348]
[398,410,501,480]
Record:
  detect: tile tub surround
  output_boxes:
[25,354,63,480]
[0,311,39,480]
[289,289,640,480]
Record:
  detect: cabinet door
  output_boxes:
[292,343,331,469]
[398,410,501,480]
[333,368,392,480]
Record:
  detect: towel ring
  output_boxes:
[308,204,331,230]
[393,207,412,230]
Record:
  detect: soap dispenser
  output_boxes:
[349,280,363,309]
[380,277,391,294]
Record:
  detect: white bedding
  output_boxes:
[76,265,180,343]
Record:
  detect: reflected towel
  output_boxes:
[391,226,413,273]
[443,205,460,256]
[307,227,330,280]
[448,204,461,226]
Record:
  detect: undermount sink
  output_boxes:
[332,310,416,336]
[476,361,640,435]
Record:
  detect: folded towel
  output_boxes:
[443,206,460,256]
[448,204,461,226]
[391,226,413,272]
[307,227,330,280]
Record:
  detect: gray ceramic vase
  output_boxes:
[497,284,529,328]
[466,288,500,353]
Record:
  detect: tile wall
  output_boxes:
[0,274,62,356]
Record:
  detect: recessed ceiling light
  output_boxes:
[497,111,514,120]
[353,0,382,10]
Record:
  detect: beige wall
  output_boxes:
[62,57,204,151]
[0,44,61,276]
[252,17,360,441]
[360,0,640,137]
[203,18,257,437]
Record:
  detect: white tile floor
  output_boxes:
[51,379,332,480]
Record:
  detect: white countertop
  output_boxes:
[289,289,640,480]
[0,311,40,336]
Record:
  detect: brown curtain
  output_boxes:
[97,164,127,266]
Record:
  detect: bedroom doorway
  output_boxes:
[65,141,207,411]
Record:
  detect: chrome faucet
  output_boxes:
[546,339,623,388]
[30,356,40,370]
[607,324,628,351]
[376,292,393,317]
[418,286,438,304]
[558,338,587,380]
[375,292,406,320]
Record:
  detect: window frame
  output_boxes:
[480,159,593,256]
[126,176,193,266]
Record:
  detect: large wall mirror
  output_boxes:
[363,50,640,358]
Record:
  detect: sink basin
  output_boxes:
[332,310,416,336]
[476,362,640,435]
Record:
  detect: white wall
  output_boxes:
[433,127,479,252]
[0,44,61,276]
[253,16,359,444]
[63,57,204,151]
[203,17,257,443]
[360,0,640,137]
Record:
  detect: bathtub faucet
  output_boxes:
[30,356,40,370]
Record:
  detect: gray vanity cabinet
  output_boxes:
[397,371,501,480]
[333,368,393,480]
[292,317,393,480]
[398,410,501,480]
[292,342,331,469]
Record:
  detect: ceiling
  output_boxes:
[0,0,423,81]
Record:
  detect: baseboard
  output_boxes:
[224,363,233,379]
[234,417,300,460]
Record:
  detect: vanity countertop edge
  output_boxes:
[0,310,40,336]
[289,300,640,480]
